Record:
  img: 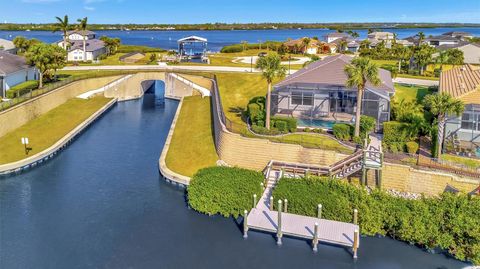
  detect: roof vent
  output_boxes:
[461,66,467,71]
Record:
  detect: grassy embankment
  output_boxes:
[0,96,112,164]
[393,83,436,103]
[215,73,353,153]
[165,95,218,177]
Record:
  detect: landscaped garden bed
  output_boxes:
[272,176,480,264]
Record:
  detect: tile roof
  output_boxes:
[0,51,30,75]
[439,65,480,98]
[425,35,460,42]
[67,30,96,36]
[326,32,350,38]
[68,39,105,52]
[0,38,15,51]
[436,41,480,51]
[275,54,394,93]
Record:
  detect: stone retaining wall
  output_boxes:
[0,76,121,137]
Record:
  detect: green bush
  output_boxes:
[274,120,288,132]
[406,141,419,154]
[272,116,297,132]
[188,167,263,217]
[333,123,353,141]
[383,121,410,152]
[6,80,39,98]
[360,115,376,138]
[247,103,264,124]
[251,124,282,135]
[431,125,439,158]
[220,44,244,53]
[272,177,480,264]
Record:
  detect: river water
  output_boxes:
[1,27,479,52]
[0,82,469,268]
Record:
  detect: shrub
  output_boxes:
[383,121,409,152]
[188,167,263,217]
[406,141,419,154]
[333,123,353,141]
[360,115,376,138]
[272,176,480,264]
[431,125,439,158]
[220,44,244,53]
[272,116,297,132]
[251,124,281,135]
[274,120,288,132]
[353,136,363,145]
[247,103,264,124]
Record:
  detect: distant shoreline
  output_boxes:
[1,23,479,32]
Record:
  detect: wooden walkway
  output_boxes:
[245,169,360,257]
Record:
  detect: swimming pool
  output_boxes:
[297,118,351,129]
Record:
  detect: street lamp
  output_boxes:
[21,137,30,155]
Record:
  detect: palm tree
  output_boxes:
[435,50,449,71]
[423,93,464,157]
[301,37,311,54]
[53,15,69,50]
[256,53,287,129]
[416,31,425,46]
[339,39,347,53]
[77,17,88,61]
[344,57,381,137]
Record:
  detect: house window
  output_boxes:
[460,112,478,131]
[291,91,313,106]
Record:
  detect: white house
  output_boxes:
[442,31,474,41]
[423,35,461,47]
[0,38,16,54]
[325,32,350,43]
[57,30,107,62]
[0,51,37,98]
[367,31,395,41]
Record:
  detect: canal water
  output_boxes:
[0,82,468,268]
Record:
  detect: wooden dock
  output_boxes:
[244,169,361,257]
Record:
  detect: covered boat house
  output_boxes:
[177,36,208,61]
[271,55,394,130]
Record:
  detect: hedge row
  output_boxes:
[6,80,39,98]
[272,177,480,264]
[332,116,376,142]
[246,96,297,134]
[383,121,420,154]
[187,167,263,217]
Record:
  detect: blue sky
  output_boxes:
[3,0,480,24]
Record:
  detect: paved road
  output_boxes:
[393,77,439,87]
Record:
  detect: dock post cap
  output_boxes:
[244,209,248,214]
[278,199,282,204]
[318,204,322,208]
[354,209,358,212]
[314,222,318,226]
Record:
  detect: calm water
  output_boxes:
[0,82,469,268]
[1,27,479,52]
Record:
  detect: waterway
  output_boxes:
[0,82,469,268]
[1,27,479,52]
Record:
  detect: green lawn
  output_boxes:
[0,96,112,164]
[442,154,480,169]
[270,133,354,154]
[165,96,218,177]
[394,83,436,103]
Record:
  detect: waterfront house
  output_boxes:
[284,38,320,54]
[367,31,395,41]
[119,52,145,63]
[423,35,461,47]
[57,30,107,62]
[325,32,350,43]
[271,54,394,129]
[329,38,360,53]
[0,38,16,54]
[434,42,480,64]
[0,51,37,98]
[442,65,480,153]
[442,31,474,41]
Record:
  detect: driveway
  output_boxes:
[393,77,439,87]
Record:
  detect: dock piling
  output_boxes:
[317,204,322,219]
[253,194,257,208]
[284,199,288,213]
[353,209,358,225]
[277,199,283,245]
[269,196,274,211]
[353,229,359,259]
[312,222,319,252]
[243,209,248,239]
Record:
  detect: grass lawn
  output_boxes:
[442,154,480,169]
[69,52,160,66]
[0,96,112,164]
[396,73,440,81]
[269,133,354,154]
[165,96,218,177]
[394,83,436,103]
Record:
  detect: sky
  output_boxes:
[2,0,480,24]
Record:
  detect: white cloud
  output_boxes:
[84,6,95,11]
[21,0,62,3]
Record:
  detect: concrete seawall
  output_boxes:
[0,98,118,176]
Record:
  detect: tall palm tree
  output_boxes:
[416,31,425,46]
[435,50,449,71]
[77,17,88,61]
[423,93,464,157]
[53,15,69,50]
[344,57,381,137]
[301,37,311,54]
[339,39,347,53]
[256,53,287,129]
